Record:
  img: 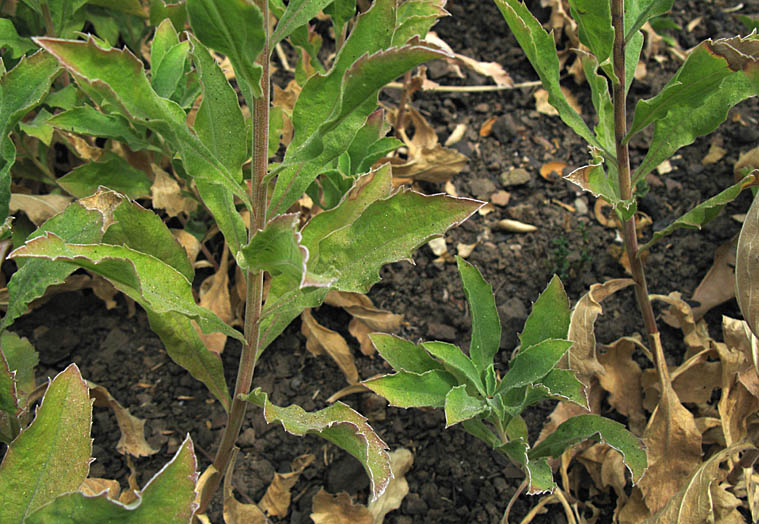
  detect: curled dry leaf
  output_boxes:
[641,443,753,524]
[479,117,497,138]
[597,337,647,435]
[576,442,629,502]
[424,32,513,87]
[735,146,759,178]
[151,165,197,217]
[736,187,759,339]
[702,139,727,165]
[367,448,414,524]
[260,454,315,517]
[534,87,582,116]
[89,382,159,458]
[690,238,736,320]
[427,237,447,256]
[10,193,71,226]
[301,308,359,384]
[311,489,372,524]
[539,161,567,182]
[196,248,233,354]
[565,279,635,393]
[444,123,467,147]
[324,291,403,357]
[637,372,702,514]
[172,229,202,266]
[391,106,468,184]
[655,293,711,359]
[80,477,121,499]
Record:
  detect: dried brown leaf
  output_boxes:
[539,161,567,182]
[324,291,403,357]
[58,130,103,161]
[702,139,727,165]
[224,481,267,524]
[80,477,121,499]
[260,454,314,517]
[735,146,759,178]
[737,188,759,340]
[655,293,711,360]
[89,382,159,458]
[637,377,702,514]
[173,229,202,265]
[310,489,372,524]
[301,308,359,384]
[367,448,414,524]
[10,193,71,225]
[534,87,581,116]
[197,248,233,354]
[691,239,736,320]
[641,443,753,524]
[597,337,647,434]
[152,166,197,217]
[565,279,635,391]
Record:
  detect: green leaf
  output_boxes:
[57,154,153,199]
[736,177,759,339]
[422,341,485,395]
[625,0,675,42]
[581,54,614,153]
[19,107,54,145]
[457,256,501,375]
[639,175,754,253]
[311,188,482,293]
[369,333,444,374]
[187,0,265,104]
[497,339,573,394]
[505,414,528,441]
[269,41,447,215]
[146,311,231,411]
[151,18,180,77]
[3,201,105,330]
[149,0,187,30]
[28,0,88,37]
[271,0,334,47]
[534,368,588,408]
[626,31,644,94]
[86,0,147,16]
[48,106,152,151]
[632,41,759,184]
[259,285,328,352]
[460,418,502,449]
[26,435,198,524]
[564,162,620,204]
[520,275,570,350]
[529,413,647,483]
[300,164,394,263]
[324,0,356,37]
[0,50,61,223]
[0,331,38,407]
[100,192,194,281]
[239,214,308,284]
[152,41,189,100]
[189,34,247,181]
[493,0,600,151]
[363,370,457,409]
[392,0,448,46]
[245,388,391,500]
[444,384,488,427]
[627,34,759,144]
[35,37,251,251]
[0,19,36,59]
[346,109,399,175]
[498,439,555,494]
[568,0,613,72]
[0,364,91,523]
[10,233,242,342]
[44,84,80,110]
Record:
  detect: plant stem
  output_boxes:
[610,0,669,384]
[197,0,270,513]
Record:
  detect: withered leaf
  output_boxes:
[690,238,737,320]
[197,248,233,354]
[301,308,359,384]
[259,454,314,517]
[367,448,414,524]
[597,337,647,435]
[310,489,372,524]
[152,166,197,217]
[10,193,71,225]
[324,291,403,356]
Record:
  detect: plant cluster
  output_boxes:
[0,0,757,522]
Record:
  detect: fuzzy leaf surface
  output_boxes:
[240,214,307,284]
[10,233,242,341]
[444,384,488,427]
[640,174,754,252]
[363,370,457,409]
[0,365,91,523]
[529,413,647,483]
[497,339,574,394]
[0,332,38,411]
[187,0,265,102]
[311,189,482,293]
[499,439,555,494]
[0,51,61,222]
[493,0,600,150]
[26,435,198,524]
[369,333,444,374]
[520,275,570,350]
[625,0,675,42]
[737,182,759,339]
[457,257,501,375]
[3,202,105,329]
[48,106,152,151]
[568,0,613,70]
[58,155,152,199]
[422,341,484,395]
[245,388,391,500]
[271,0,334,46]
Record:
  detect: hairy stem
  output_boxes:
[197,0,271,513]
[610,0,669,385]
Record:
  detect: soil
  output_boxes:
[5,1,759,523]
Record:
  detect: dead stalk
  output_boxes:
[610,0,670,387]
[197,0,271,513]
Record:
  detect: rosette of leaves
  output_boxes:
[364,257,647,495]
